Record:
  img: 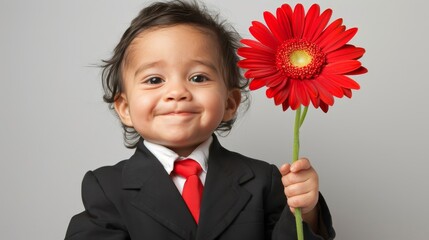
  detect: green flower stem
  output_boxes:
[293,106,301,162]
[299,106,308,128]
[293,106,308,240]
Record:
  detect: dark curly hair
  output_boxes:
[101,0,248,148]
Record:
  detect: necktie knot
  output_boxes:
[173,159,202,178]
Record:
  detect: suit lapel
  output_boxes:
[196,136,254,240]
[122,140,197,240]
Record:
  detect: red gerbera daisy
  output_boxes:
[238,3,367,112]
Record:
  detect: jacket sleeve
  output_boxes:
[267,165,336,240]
[65,171,130,240]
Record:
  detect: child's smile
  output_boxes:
[156,107,202,126]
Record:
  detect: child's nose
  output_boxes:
[164,80,192,101]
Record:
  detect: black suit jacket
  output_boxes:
[65,136,335,239]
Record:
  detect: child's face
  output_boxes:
[114,24,241,156]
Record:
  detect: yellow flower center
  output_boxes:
[276,39,326,79]
[290,50,313,68]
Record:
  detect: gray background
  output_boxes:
[1,0,428,239]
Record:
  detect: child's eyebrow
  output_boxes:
[190,59,219,73]
[134,59,219,77]
[134,61,163,77]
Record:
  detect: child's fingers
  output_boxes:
[282,169,317,189]
[287,190,319,214]
[279,163,291,176]
[290,157,311,172]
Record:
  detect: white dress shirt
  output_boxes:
[143,136,211,194]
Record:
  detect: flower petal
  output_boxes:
[250,21,279,50]
[323,28,358,53]
[317,25,345,50]
[314,18,343,46]
[319,101,329,113]
[292,4,305,38]
[296,80,310,106]
[276,6,293,39]
[267,72,286,87]
[326,45,366,62]
[312,78,334,105]
[324,74,360,90]
[317,75,345,98]
[238,59,273,69]
[249,78,267,90]
[237,47,274,61]
[347,66,368,75]
[266,78,287,98]
[302,4,320,39]
[289,81,301,110]
[343,88,352,98]
[323,60,362,74]
[244,67,278,79]
[309,8,333,41]
[303,79,318,97]
[264,11,287,42]
[240,39,275,54]
[274,80,291,105]
[280,4,293,21]
[282,100,290,111]
[301,80,320,108]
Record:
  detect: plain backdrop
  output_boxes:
[1,0,428,239]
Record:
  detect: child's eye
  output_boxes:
[189,75,209,83]
[143,77,164,85]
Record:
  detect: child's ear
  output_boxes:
[223,88,241,121]
[114,93,133,127]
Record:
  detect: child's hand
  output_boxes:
[279,158,319,215]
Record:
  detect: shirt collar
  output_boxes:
[143,136,212,175]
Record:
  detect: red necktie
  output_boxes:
[173,159,204,223]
